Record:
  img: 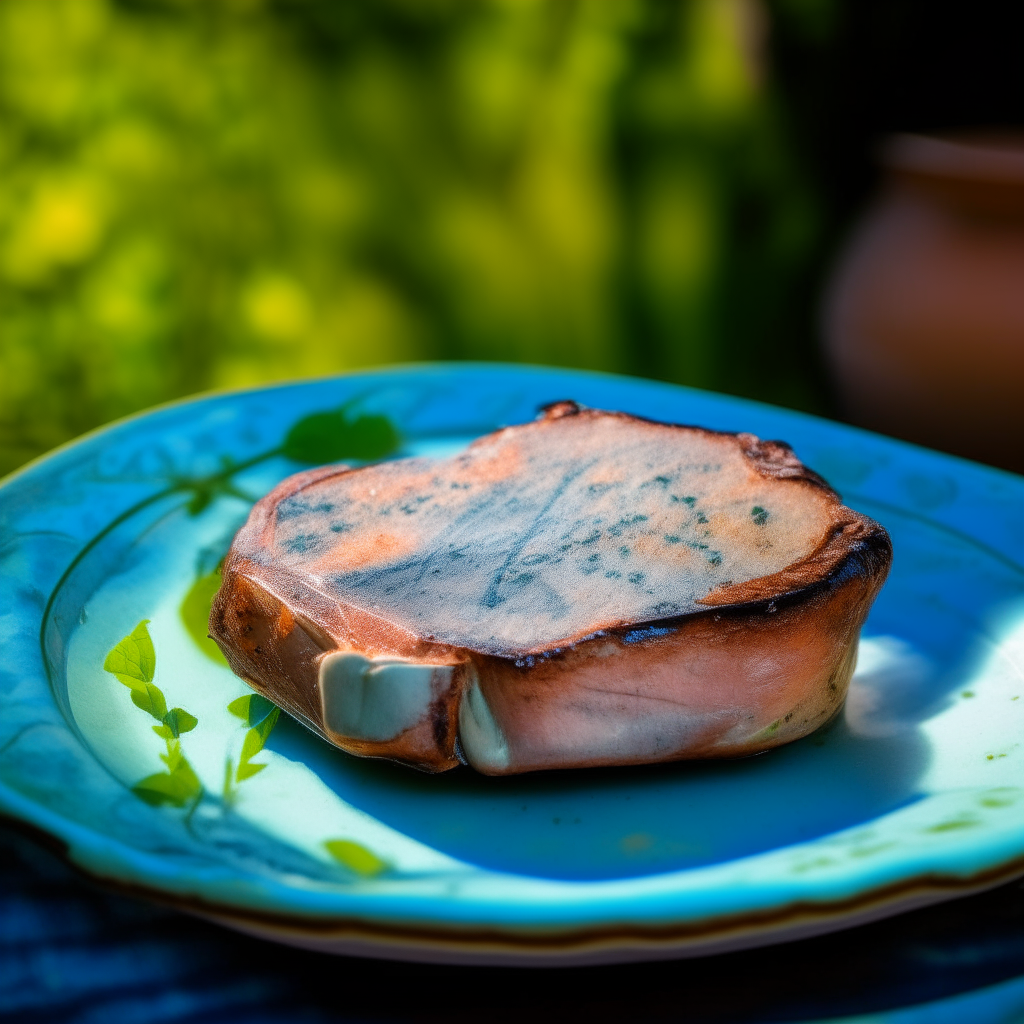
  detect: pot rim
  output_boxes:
[881,132,1024,187]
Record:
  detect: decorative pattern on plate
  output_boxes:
[0,365,1021,964]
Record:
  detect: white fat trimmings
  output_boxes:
[458,680,510,772]
[319,652,450,742]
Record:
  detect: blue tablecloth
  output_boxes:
[2,824,1023,1024]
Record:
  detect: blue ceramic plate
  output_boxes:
[1,365,1022,965]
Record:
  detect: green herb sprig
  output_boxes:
[222,693,281,805]
[103,620,202,809]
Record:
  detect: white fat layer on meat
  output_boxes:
[319,652,447,742]
[272,415,832,652]
[458,679,510,773]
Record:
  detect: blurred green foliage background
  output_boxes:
[0,0,840,477]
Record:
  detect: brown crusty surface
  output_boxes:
[210,402,891,774]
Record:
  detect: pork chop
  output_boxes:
[210,402,891,774]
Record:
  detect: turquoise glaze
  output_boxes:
[0,365,1021,964]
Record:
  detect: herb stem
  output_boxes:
[38,443,285,698]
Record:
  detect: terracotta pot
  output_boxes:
[823,133,1024,473]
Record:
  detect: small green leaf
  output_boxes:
[324,839,388,877]
[283,409,399,464]
[103,620,156,683]
[342,414,400,460]
[235,761,268,782]
[152,724,174,739]
[111,674,144,694]
[186,488,213,516]
[133,774,180,807]
[233,706,281,781]
[129,681,168,721]
[227,695,251,719]
[230,703,281,784]
[132,758,202,808]
[252,706,280,743]
[170,757,202,794]
[162,708,198,738]
[180,570,230,666]
[228,693,278,728]
[239,727,266,765]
